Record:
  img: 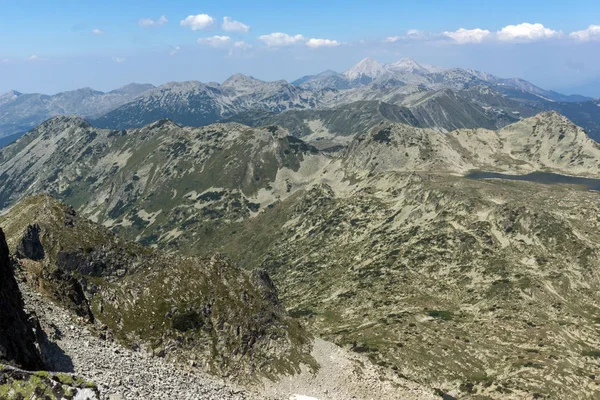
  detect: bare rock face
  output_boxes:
[0,227,45,370]
[251,268,281,308]
[15,224,45,261]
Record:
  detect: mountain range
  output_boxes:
[0,83,154,138]
[2,57,600,147]
[2,110,600,398]
[4,55,600,399]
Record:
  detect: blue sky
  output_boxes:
[2,0,600,95]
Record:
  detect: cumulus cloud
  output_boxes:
[169,46,181,56]
[91,28,104,35]
[222,17,250,33]
[197,35,232,48]
[180,14,215,31]
[497,23,561,42]
[257,32,305,47]
[406,29,429,40]
[383,36,401,43]
[233,41,252,50]
[444,28,491,44]
[139,15,168,28]
[306,38,341,48]
[112,56,126,63]
[570,25,600,42]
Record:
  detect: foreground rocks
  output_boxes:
[1,227,100,399]
[0,228,45,371]
[20,280,253,400]
[0,364,99,400]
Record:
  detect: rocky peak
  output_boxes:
[0,227,45,370]
[146,118,182,130]
[58,87,104,97]
[109,83,155,96]
[222,73,264,89]
[36,115,92,131]
[390,58,429,74]
[343,57,387,81]
[0,90,23,107]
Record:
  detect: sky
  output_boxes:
[1,0,600,96]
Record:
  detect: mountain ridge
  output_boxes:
[3,110,600,398]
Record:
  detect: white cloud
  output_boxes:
[228,41,253,56]
[27,55,39,61]
[1,58,12,63]
[383,30,429,43]
[222,16,249,33]
[169,46,181,56]
[197,35,232,48]
[112,56,126,63]
[306,38,341,48]
[233,41,252,50]
[570,25,600,42]
[444,28,491,44]
[139,15,168,28]
[383,36,401,43]
[497,23,561,42]
[180,14,215,31]
[405,29,428,40]
[92,28,104,35]
[257,32,305,47]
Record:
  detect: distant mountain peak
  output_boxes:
[40,115,92,129]
[146,118,182,130]
[343,57,387,82]
[315,69,340,77]
[4,90,23,96]
[0,90,23,107]
[110,83,155,96]
[222,73,264,88]
[389,58,430,75]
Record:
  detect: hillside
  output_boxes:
[2,112,600,398]
[0,194,314,381]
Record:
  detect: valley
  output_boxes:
[4,3,600,399]
[2,108,600,398]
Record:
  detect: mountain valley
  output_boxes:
[2,108,600,398]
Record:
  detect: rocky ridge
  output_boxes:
[1,227,101,399]
[0,84,154,138]
[3,111,600,398]
[0,195,314,381]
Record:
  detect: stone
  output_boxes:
[15,224,45,261]
[0,227,45,370]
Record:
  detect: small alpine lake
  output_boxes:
[465,171,600,191]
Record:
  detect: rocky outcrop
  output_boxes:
[15,224,45,261]
[0,196,315,380]
[0,228,45,370]
[250,268,281,308]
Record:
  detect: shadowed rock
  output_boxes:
[0,227,45,370]
[16,224,45,261]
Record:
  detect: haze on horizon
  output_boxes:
[1,0,600,97]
